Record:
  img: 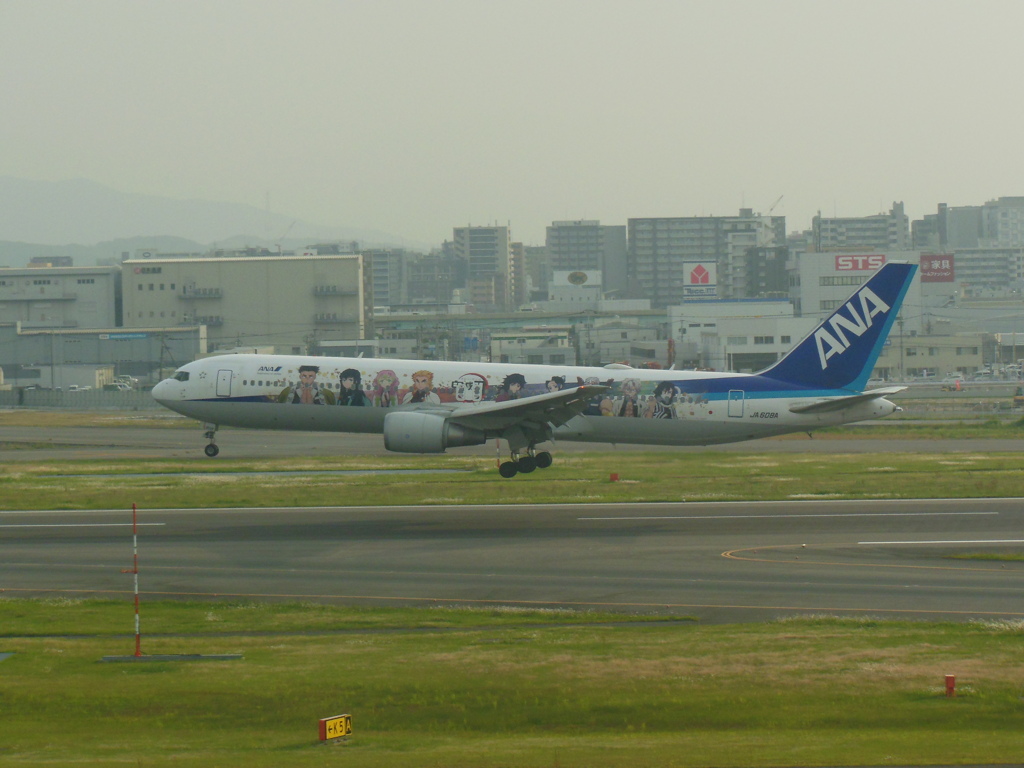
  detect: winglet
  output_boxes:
[760,261,917,391]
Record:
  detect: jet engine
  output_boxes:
[383,411,487,453]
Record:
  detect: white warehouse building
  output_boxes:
[122,254,368,354]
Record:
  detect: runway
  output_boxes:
[4,498,1024,624]
[3,419,1024,461]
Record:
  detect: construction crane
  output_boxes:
[275,219,297,254]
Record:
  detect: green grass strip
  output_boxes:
[3,600,1024,767]
[2,450,1024,509]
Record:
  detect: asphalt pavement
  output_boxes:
[4,498,1024,624]
[3,419,1024,461]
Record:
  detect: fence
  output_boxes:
[0,389,160,410]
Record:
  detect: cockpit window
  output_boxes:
[173,371,190,382]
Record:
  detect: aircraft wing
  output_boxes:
[420,385,609,431]
[787,386,906,414]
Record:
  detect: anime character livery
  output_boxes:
[153,262,916,478]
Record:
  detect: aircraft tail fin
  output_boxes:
[760,261,917,391]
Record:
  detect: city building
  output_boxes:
[0,323,206,388]
[627,209,782,307]
[586,320,664,367]
[522,245,551,301]
[489,325,573,366]
[363,248,406,310]
[794,251,924,335]
[812,202,909,252]
[546,220,627,297]
[872,331,987,381]
[452,225,511,311]
[547,270,603,307]
[0,265,121,329]
[669,298,800,372]
[981,197,1024,246]
[725,245,790,299]
[509,241,528,308]
[405,251,465,306]
[952,247,1024,292]
[121,253,367,354]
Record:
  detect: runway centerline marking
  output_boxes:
[860,539,1024,545]
[579,512,999,521]
[0,523,166,529]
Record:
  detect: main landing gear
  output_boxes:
[498,448,554,479]
[203,423,219,457]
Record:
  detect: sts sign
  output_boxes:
[835,254,887,271]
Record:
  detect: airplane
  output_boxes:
[152,261,917,478]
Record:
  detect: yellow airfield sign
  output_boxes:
[318,713,352,741]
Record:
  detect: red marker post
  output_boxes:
[120,503,142,657]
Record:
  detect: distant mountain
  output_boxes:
[0,177,422,265]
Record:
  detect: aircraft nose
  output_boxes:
[151,378,175,404]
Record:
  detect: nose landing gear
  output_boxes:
[203,423,219,457]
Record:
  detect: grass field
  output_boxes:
[2,448,1024,510]
[4,413,1024,766]
[4,600,1024,767]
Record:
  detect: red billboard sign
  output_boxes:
[920,254,954,282]
[835,254,887,271]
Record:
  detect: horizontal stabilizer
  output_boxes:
[788,386,906,414]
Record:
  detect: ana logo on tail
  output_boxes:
[814,286,891,370]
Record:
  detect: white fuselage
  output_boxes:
[152,354,898,448]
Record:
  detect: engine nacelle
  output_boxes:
[383,411,487,454]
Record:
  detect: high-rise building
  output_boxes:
[981,197,1024,246]
[522,245,550,302]
[509,241,527,308]
[363,249,406,309]
[913,203,983,250]
[911,200,1024,289]
[405,252,465,305]
[728,246,790,299]
[546,220,628,297]
[452,225,511,310]
[812,202,909,251]
[627,210,781,307]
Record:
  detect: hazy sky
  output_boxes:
[3,1,1024,247]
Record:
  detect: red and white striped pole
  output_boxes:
[131,503,141,657]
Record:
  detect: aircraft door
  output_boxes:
[216,369,233,398]
[727,389,744,418]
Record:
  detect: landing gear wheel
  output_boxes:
[498,460,519,478]
[517,456,538,474]
[202,423,219,458]
[535,451,553,469]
